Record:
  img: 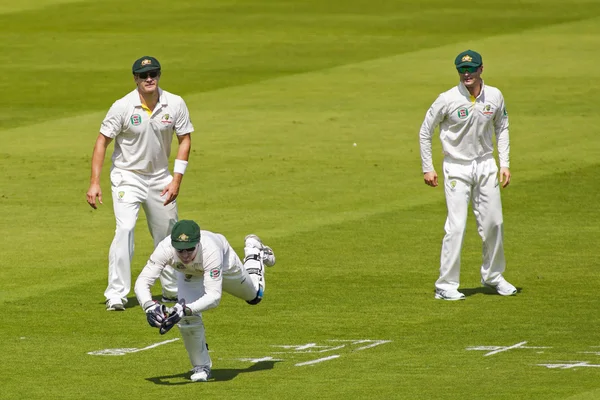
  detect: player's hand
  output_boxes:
[160,180,180,206]
[423,171,438,187]
[145,302,168,329]
[86,183,103,209]
[160,299,190,335]
[500,167,511,188]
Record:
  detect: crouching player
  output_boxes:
[134,219,276,382]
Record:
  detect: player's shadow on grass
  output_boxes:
[146,360,281,385]
[460,286,522,297]
[99,295,167,309]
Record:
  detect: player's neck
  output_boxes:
[467,81,482,98]
[139,90,159,111]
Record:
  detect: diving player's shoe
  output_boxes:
[244,234,276,267]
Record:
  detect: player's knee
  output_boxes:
[246,296,262,305]
[246,286,264,305]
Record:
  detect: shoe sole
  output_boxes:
[434,294,465,301]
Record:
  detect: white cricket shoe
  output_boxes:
[190,366,210,382]
[482,278,517,296]
[434,289,466,301]
[245,234,276,267]
[105,298,125,311]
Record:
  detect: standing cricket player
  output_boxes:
[86,56,194,311]
[419,49,517,301]
[135,220,276,382]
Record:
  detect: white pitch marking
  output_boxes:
[466,341,551,357]
[272,340,392,354]
[236,356,283,363]
[340,339,392,351]
[295,355,340,366]
[87,338,180,356]
[537,361,600,369]
[271,343,345,353]
[579,351,600,356]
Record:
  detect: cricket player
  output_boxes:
[86,56,194,311]
[419,49,517,301]
[134,220,276,382]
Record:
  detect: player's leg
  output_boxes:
[435,161,472,299]
[472,158,516,295]
[104,169,144,310]
[177,274,211,381]
[143,171,178,301]
[222,234,276,304]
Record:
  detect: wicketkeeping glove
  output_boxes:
[145,302,167,329]
[159,299,191,335]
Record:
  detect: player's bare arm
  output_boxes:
[161,133,192,205]
[424,171,438,187]
[86,133,113,209]
[500,167,511,188]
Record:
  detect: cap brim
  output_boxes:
[456,62,481,68]
[172,240,199,250]
[133,66,161,74]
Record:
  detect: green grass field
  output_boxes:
[1,0,599,398]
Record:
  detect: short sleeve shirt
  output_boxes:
[100,88,194,174]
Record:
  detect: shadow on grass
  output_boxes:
[460,286,522,297]
[146,360,281,385]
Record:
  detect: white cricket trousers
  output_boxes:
[435,155,506,292]
[104,167,178,302]
[176,243,265,369]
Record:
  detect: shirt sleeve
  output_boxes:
[186,247,223,314]
[134,240,172,310]
[99,100,125,138]
[494,93,510,168]
[175,97,194,136]
[419,94,446,173]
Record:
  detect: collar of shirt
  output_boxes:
[129,88,169,108]
[458,80,485,101]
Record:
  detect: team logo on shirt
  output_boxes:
[131,114,142,126]
[210,268,221,279]
[457,107,469,119]
[503,108,508,116]
[483,104,494,115]
[174,262,186,271]
[161,114,173,125]
[118,191,125,199]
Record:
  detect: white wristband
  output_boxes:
[173,159,188,175]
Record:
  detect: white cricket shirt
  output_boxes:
[100,88,194,174]
[419,81,509,173]
[135,231,241,314]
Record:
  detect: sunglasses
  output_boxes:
[457,66,479,74]
[137,70,160,79]
[176,246,196,253]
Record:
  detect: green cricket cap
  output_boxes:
[454,50,483,68]
[171,220,201,250]
[132,56,161,74]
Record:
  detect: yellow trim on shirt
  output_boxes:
[141,104,152,116]
[470,95,476,103]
